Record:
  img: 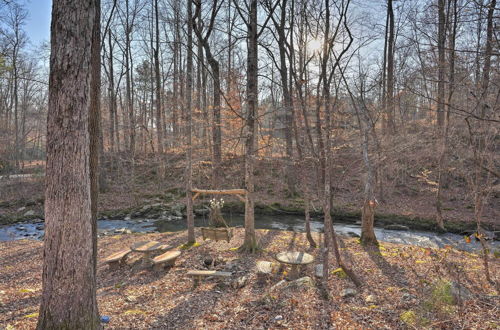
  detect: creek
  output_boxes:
[1,213,497,254]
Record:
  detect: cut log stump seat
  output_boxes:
[152,250,181,271]
[256,261,278,274]
[186,270,232,288]
[103,248,131,270]
[256,261,278,282]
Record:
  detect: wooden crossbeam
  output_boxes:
[192,188,246,195]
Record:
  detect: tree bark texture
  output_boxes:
[37,0,100,328]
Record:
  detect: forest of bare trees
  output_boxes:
[0,0,498,328]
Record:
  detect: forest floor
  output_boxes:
[1,229,499,329]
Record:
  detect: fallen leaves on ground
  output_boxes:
[0,229,498,329]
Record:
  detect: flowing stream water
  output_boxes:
[1,214,497,254]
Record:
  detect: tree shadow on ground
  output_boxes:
[99,259,178,290]
[0,245,41,269]
[433,254,481,293]
[309,231,323,253]
[236,230,283,294]
[335,236,358,269]
[287,231,298,250]
[149,282,228,329]
[0,265,42,289]
[362,244,410,287]
[2,295,39,316]
[256,229,281,251]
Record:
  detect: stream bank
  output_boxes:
[1,211,498,255]
[1,199,498,235]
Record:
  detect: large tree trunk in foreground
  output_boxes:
[37,0,100,328]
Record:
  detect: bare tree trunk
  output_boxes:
[436,0,458,232]
[437,0,446,128]
[274,0,295,195]
[315,84,326,195]
[322,170,332,283]
[474,0,484,85]
[346,76,378,245]
[196,24,202,139]
[37,0,100,327]
[107,30,116,153]
[381,5,388,131]
[199,33,209,149]
[386,0,396,134]
[227,1,233,96]
[240,0,259,253]
[286,0,316,247]
[320,0,333,285]
[186,0,195,244]
[360,125,378,245]
[378,3,389,199]
[13,43,19,171]
[289,5,316,157]
[125,0,135,156]
[303,171,317,247]
[89,0,101,305]
[319,0,359,290]
[193,0,223,187]
[154,0,163,153]
[172,7,180,142]
[480,0,495,118]
[115,90,121,152]
[472,0,496,285]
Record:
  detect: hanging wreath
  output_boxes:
[208,198,227,228]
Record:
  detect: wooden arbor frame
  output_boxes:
[191,188,247,242]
